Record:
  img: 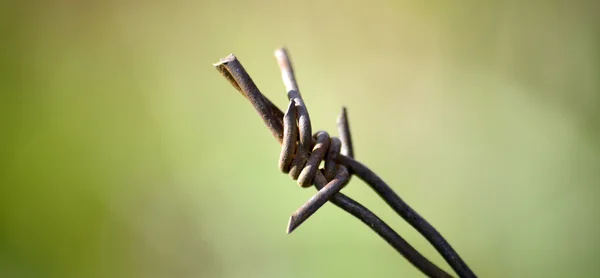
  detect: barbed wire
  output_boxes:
[214,48,476,278]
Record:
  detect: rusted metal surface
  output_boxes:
[213,48,476,278]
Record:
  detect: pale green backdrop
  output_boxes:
[1,1,599,277]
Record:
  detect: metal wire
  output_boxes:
[213,48,477,278]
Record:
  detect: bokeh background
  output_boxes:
[2,1,599,277]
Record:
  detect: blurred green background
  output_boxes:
[1,1,599,277]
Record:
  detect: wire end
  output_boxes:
[286,215,299,234]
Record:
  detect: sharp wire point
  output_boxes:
[286,216,297,234]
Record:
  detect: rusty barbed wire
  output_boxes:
[213,48,476,278]
[275,48,352,232]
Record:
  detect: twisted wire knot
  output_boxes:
[277,97,353,234]
[279,101,349,190]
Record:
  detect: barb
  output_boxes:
[337,107,354,159]
[275,48,313,181]
[214,54,284,141]
[214,48,476,278]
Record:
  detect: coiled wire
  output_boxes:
[279,98,351,231]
